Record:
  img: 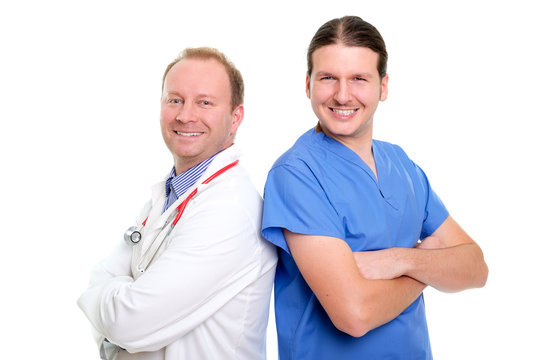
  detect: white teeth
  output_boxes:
[332,108,356,116]
[175,131,202,136]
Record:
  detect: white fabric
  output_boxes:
[78,145,277,359]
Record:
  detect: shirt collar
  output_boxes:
[165,152,220,199]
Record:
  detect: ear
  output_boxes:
[230,104,244,135]
[305,75,311,98]
[379,74,389,101]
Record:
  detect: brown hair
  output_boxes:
[162,47,244,109]
[307,16,388,79]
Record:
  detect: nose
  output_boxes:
[334,80,352,105]
[175,102,196,123]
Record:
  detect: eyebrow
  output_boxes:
[196,94,218,100]
[164,91,218,100]
[163,90,180,97]
[353,72,375,79]
[314,71,375,79]
[314,71,334,77]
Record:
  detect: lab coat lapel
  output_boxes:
[131,145,243,277]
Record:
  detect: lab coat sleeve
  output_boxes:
[77,183,264,353]
[78,232,134,357]
[79,200,152,352]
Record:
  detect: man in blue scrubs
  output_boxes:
[262,16,489,359]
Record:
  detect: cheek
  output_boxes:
[218,114,236,139]
[370,91,383,105]
[310,88,331,107]
[356,88,380,106]
[161,107,178,124]
[159,109,173,134]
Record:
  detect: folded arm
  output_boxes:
[284,229,426,338]
[353,216,488,292]
[78,198,263,353]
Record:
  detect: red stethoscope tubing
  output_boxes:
[142,160,239,229]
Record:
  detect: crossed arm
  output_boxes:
[78,197,267,353]
[353,216,488,293]
[284,215,488,338]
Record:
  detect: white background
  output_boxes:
[1,0,539,359]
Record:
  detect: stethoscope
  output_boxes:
[123,160,239,272]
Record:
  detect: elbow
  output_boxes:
[332,317,370,338]
[105,324,155,354]
[336,322,370,338]
[100,307,161,353]
[455,244,489,291]
[328,303,376,338]
[476,261,489,289]
[472,246,489,289]
[104,323,129,346]
[440,262,489,293]
[103,311,167,353]
[102,321,138,351]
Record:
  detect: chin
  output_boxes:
[321,122,355,136]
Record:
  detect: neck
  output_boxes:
[351,140,377,179]
[174,159,201,176]
[173,145,231,175]
[320,126,377,178]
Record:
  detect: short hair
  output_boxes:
[307,16,388,79]
[161,47,244,110]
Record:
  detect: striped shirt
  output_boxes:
[163,153,219,213]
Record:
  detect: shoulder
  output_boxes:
[269,128,326,175]
[201,163,261,212]
[196,145,262,213]
[373,139,436,190]
[262,130,346,246]
[374,139,410,160]
[176,165,266,246]
[374,139,423,174]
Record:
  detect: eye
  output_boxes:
[320,76,334,81]
[199,100,213,107]
[353,77,366,81]
[168,98,182,104]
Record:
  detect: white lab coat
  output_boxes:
[78,145,277,359]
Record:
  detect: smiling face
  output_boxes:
[160,58,243,174]
[306,43,388,149]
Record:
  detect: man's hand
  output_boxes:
[355,217,488,292]
[353,248,406,280]
[353,236,448,280]
[284,230,426,337]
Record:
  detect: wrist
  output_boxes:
[395,247,415,278]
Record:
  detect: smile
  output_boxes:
[174,131,203,136]
[330,108,357,116]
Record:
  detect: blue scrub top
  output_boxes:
[262,128,449,360]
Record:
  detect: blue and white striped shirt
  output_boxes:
[163,154,219,213]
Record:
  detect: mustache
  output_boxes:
[327,102,359,108]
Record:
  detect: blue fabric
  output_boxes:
[262,128,449,360]
[162,153,218,213]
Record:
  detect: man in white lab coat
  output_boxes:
[78,47,277,360]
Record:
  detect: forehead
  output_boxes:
[311,44,380,76]
[164,58,231,97]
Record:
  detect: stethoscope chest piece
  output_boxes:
[124,225,143,245]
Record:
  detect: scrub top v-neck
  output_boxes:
[320,132,400,212]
